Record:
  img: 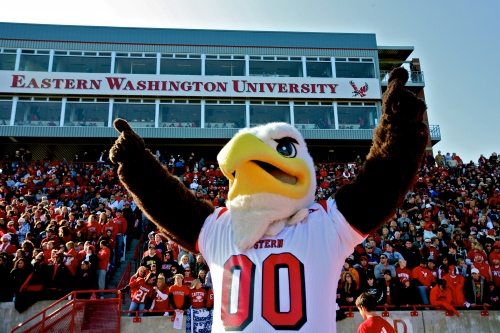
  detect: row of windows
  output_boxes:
[0,49,376,78]
[0,98,378,130]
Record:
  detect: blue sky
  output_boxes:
[2,0,498,163]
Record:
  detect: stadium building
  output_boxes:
[0,22,440,162]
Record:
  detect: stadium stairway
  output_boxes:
[108,238,139,291]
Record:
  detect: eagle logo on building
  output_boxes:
[349,81,369,97]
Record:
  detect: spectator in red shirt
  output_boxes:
[96,240,110,294]
[430,279,460,316]
[443,265,466,306]
[189,278,208,309]
[112,209,127,263]
[148,273,171,316]
[0,233,16,255]
[411,259,435,304]
[123,271,156,316]
[471,253,492,282]
[356,292,395,333]
[169,273,190,311]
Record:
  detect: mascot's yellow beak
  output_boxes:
[218,132,312,201]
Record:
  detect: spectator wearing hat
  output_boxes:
[374,254,396,281]
[141,243,163,269]
[182,267,195,287]
[362,242,380,268]
[0,233,16,255]
[443,265,466,306]
[464,268,490,307]
[143,231,156,252]
[420,237,439,262]
[411,259,435,304]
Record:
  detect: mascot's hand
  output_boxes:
[109,118,146,164]
[384,67,426,123]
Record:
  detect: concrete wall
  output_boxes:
[4,305,499,333]
[2,300,60,333]
[119,310,500,333]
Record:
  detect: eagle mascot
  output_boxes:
[109,68,428,332]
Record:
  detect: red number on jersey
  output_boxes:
[221,253,306,330]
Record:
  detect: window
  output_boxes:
[115,57,157,74]
[335,58,375,78]
[205,103,245,128]
[160,56,201,75]
[249,57,302,77]
[53,55,111,73]
[305,58,332,78]
[294,104,335,129]
[249,104,290,126]
[19,52,50,72]
[112,102,156,127]
[0,99,12,125]
[64,101,109,127]
[337,104,378,129]
[205,59,245,76]
[0,53,16,71]
[15,100,62,126]
[159,102,201,127]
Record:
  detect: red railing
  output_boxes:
[341,303,491,317]
[11,290,121,333]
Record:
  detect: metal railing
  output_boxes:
[11,290,121,333]
[380,70,425,84]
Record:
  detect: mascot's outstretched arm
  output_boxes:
[335,67,429,234]
[109,119,214,252]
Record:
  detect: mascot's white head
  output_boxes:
[217,122,317,251]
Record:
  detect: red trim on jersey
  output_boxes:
[217,207,229,219]
[196,207,229,252]
[318,200,328,212]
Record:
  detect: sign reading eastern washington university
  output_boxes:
[0,71,381,99]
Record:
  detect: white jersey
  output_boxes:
[198,198,365,333]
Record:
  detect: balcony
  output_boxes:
[380,70,425,86]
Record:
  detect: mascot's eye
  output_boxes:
[275,138,298,158]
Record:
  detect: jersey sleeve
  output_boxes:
[326,197,367,258]
[197,209,220,263]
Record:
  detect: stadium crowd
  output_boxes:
[0,148,498,315]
